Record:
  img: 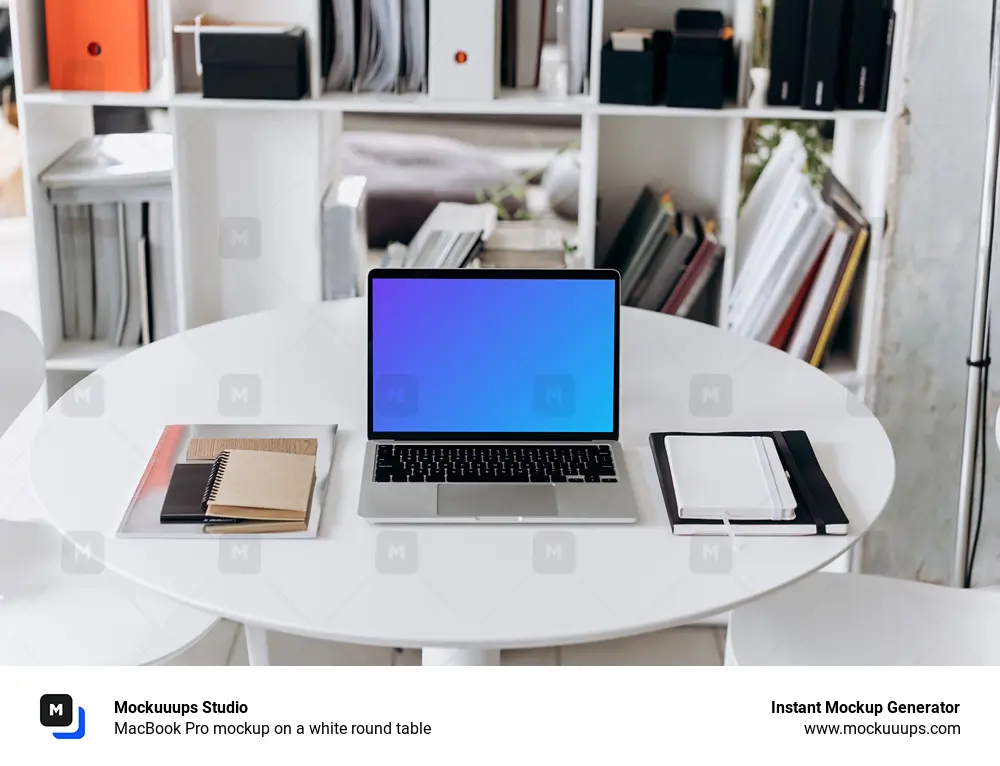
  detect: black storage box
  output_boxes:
[200,28,309,100]
[600,32,672,106]
[664,10,735,109]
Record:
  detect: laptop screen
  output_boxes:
[369,272,618,438]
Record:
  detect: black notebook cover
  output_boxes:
[838,0,891,110]
[649,430,850,535]
[160,463,239,525]
[801,0,846,111]
[767,0,811,106]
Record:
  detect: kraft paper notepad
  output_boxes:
[187,437,318,461]
[203,449,316,522]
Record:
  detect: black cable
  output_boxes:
[966,328,991,587]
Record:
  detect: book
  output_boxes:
[664,435,797,521]
[665,229,723,318]
[800,0,846,111]
[748,191,836,342]
[202,450,316,523]
[633,213,702,311]
[786,222,852,359]
[613,191,676,301]
[650,430,850,536]
[809,172,870,367]
[767,0,811,106]
[838,0,891,110]
[205,518,309,534]
[768,233,829,349]
[810,227,869,366]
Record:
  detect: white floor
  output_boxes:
[168,622,727,666]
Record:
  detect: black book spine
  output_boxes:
[838,0,891,110]
[767,0,811,106]
[800,0,847,111]
[878,9,897,111]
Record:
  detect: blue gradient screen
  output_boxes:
[370,276,617,434]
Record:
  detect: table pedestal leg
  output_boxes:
[421,648,500,666]
[244,623,270,666]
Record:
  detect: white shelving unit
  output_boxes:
[10,0,908,411]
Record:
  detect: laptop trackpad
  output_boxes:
[437,485,557,518]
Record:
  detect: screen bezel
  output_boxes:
[367,268,620,441]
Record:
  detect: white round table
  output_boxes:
[29,300,895,665]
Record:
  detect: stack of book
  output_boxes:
[768,0,896,112]
[118,425,337,538]
[396,202,496,268]
[604,188,725,317]
[729,131,870,367]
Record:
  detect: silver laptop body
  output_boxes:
[359,268,640,524]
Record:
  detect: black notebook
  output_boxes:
[159,463,239,525]
[649,430,850,535]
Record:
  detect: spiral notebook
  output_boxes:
[203,450,316,522]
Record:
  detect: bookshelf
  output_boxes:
[10,0,907,409]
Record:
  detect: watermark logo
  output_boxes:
[220,218,262,260]
[61,375,105,418]
[218,540,262,574]
[61,532,104,575]
[689,374,733,418]
[218,374,262,417]
[376,532,418,574]
[533,531,576,574]
[374,375,418,418]
[689,538,734,574]
[40,694,86,740]
[533,375,576,418]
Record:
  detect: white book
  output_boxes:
[749,193,837,342]
[737,132,807,258]
[730,162,808,318]
[787,222,854,360]
[664,435,796,521]
[730,178,813,334]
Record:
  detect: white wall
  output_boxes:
[867,0,998,584]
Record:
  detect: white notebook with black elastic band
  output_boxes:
[663,435,796,521]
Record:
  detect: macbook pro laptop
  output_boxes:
[359,268,640,523]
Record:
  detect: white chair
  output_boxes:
[0,310,225,665]
[726,572,1000,666]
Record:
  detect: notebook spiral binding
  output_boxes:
[201,450,231,510]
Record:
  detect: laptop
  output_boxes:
[359,268,640,524]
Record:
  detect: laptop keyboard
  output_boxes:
[374,444,619,484]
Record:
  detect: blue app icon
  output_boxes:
[40,694,86,740]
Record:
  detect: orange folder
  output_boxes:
[45,0,150,93]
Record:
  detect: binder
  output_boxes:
[766,0,811,107]
[800,0,846,111]
[838,0,892,110]
[649,430,850,536]
[428,0,499,99]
